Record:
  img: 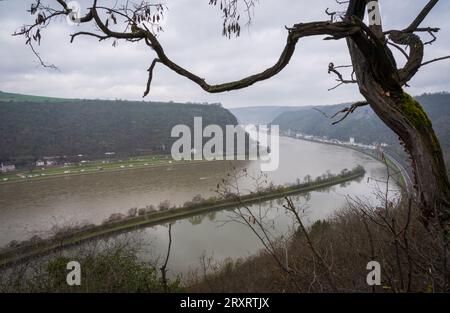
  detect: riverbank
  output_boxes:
[0,167,365,268]
[0,157,214,185]
[283,134,409,189]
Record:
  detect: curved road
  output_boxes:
[382,151,413,191]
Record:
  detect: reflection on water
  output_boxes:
[127,178,393,279]
[0,136,398,274]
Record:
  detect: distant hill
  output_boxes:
[270,92,450,174]
[0,90,75,103]
[0,92,237,165]
[230,106,306,124]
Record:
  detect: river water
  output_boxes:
[0,136,398,277]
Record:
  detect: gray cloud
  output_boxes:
[0,0,449,108]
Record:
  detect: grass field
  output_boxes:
[0,155,198,184]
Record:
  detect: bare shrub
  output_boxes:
[103,213,126,224]
[145,205,156,214]
[29,235,42,243]
[189,165,449,293]
[188,197,449,293]
[127,207,138,218]
[158,200,171,211]
[191,194,205,204]
[6,240,20,249]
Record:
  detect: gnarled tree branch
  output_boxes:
[405,0,439,32]
[141,20,361,95]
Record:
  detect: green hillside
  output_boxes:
[0,90,75,103]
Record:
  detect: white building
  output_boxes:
[37,159,57,167]
[36,160,45,167]
[1,163,15,173]
[46,160,56,166]
[349,137,355,145]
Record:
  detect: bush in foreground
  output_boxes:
[0,245,182,293]
[187,197,449,293]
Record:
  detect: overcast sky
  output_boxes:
[1,0,449,108]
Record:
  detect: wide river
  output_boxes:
[0,136,398,278]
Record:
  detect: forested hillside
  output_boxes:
[0,92,236,164]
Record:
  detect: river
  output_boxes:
[0,136,398,277]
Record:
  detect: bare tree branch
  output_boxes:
[421,55,450,67]
[160,223,172,292]
[327,62,356,90]
[28,41,58,70]
[313,101,368,125]
[405,0,439,32]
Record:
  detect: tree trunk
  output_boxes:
[347,40,450,230]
